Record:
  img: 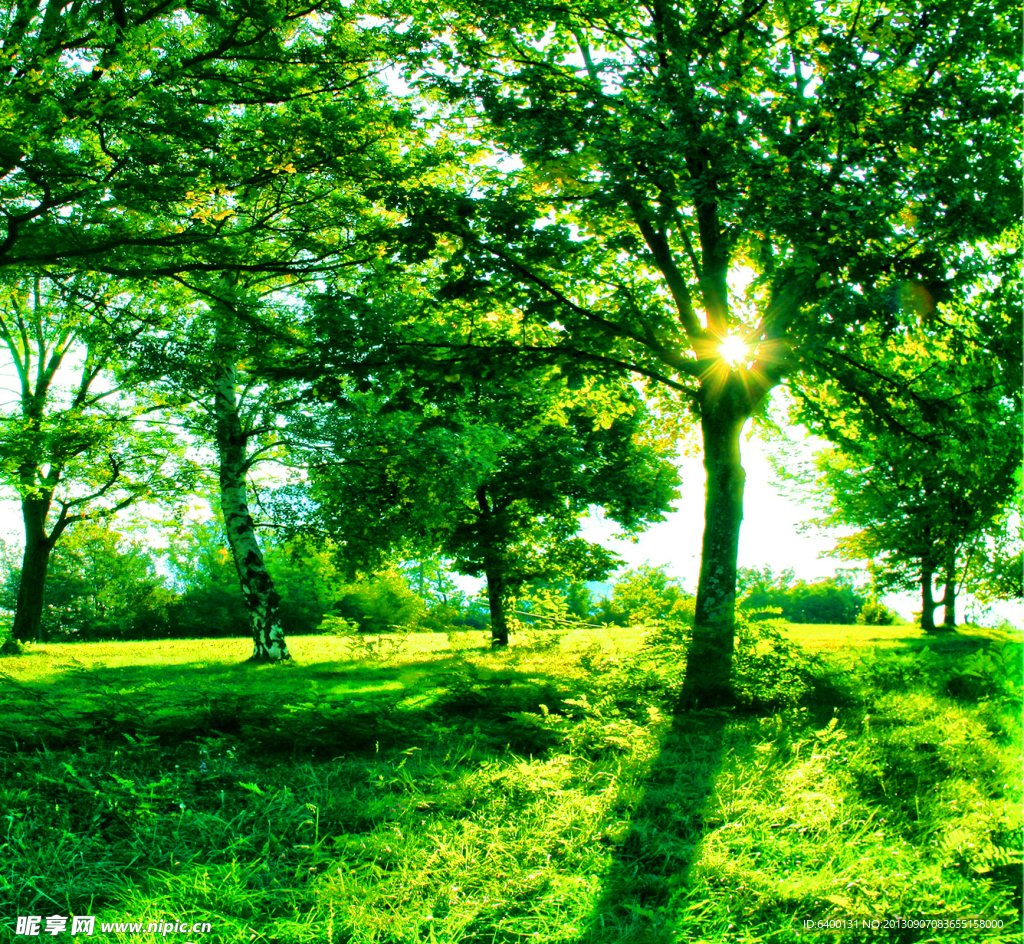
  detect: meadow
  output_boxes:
[0,622,1020,944]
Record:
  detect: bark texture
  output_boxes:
[680,385,749,708]
[476,486,509,647]
[485,563,509,647]
[212,352,290,663]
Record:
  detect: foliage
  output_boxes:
[737,567,867,625]
[2,517,371,641]
[856,598,903,626]
[596,565,694,627]
[0,521,173,641]
[780,273,1022,629]
[326,572,425,634]
[515,579,595,624]
[290,361,679,641]
[40,521,174,641]
[0,275,193,641]
[730,615,823,711]
[161,518,249,639]
[0,0,405,276]
[388,0,1019,701]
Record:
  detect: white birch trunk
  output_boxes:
[212,350,290,662]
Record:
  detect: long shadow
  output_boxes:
[0,647,575,758]
[577,708,731,943]
[569,628,1019,943]
[4,629,1015,940]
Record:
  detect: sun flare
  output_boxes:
[719,333,748,366]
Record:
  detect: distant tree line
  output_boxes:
[0,524,907,644]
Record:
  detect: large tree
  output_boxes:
[386,0,1019,703]
[0,273,188,647]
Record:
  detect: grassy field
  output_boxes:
[0,622,1020,943]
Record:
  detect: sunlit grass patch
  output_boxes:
[1,625,1020,943]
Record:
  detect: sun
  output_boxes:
[719,333,748,366]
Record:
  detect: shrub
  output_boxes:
[731,614,824,710]
[326,574,425,633]
[856,597,902,625]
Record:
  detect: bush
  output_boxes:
[731,614,824,710]
[857,597,902,625]
[325,574,424,633]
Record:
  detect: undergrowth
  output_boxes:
[0,627,1019,943]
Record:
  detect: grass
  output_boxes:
[0,622,1020,943]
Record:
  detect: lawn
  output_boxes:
[0,622,1020,943]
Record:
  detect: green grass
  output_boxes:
[0,623,1020,943]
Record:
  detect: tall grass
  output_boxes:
[0,625,1019,943]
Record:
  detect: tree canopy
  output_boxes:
[381,0,1019,701]
[285,359,680,644]
[785,266,1022,630]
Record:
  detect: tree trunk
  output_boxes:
[212,354,290,663]
[940,545,957,630]
[485,563,509,647]
[475,485,509,647]
[920,562,938,633]
[11,499,60,643]
[680,390,748,709]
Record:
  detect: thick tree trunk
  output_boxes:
[11,499,60,643]
[485,563,509,647]
[212,355,290,663]
[680,391,748,709]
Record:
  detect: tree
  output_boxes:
[736,566,867,625]
[119,53,436,660]
[594,564,694,626]
[162,517,352,639]
[0,274,188,647]
[2,518,174,642]
[782,287,1022,631]
[387,0,1018,702]
[3,0,441,660]
[288,363,680,645]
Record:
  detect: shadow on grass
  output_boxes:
[576,709,730,944]
[3,630,1018,943]
[0,649,576,758]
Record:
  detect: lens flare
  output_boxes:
[719,334,748,366]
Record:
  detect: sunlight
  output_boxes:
[719,333,749,366]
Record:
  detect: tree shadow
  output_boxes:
[0,646,577,759]
[575,708,731,943]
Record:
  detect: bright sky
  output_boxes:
[581,422,1021,627]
